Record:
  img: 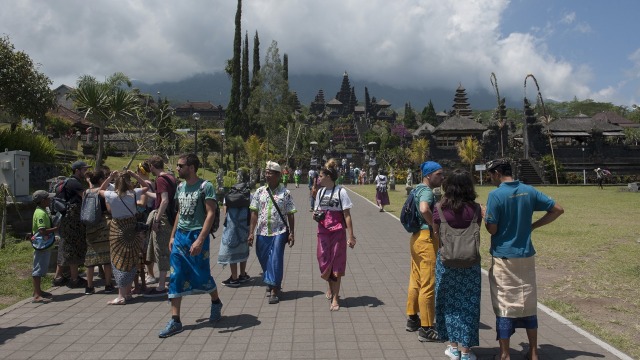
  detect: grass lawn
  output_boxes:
[346,183,640,358]
[0,241,52,310]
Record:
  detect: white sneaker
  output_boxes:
[445,345,461,360]
[145,275,158,285]
[460,350,477,360]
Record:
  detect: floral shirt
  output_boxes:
[250,184,296,236]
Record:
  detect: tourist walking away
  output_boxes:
[144,155,177,297]
[30,190,57,303]
[433,169,482,360]
[374,169,390,212]
[308,167,319,211]
[314,159,356,311]
[594,167,610,189]
[54,160,91,289]
[248,161,296,304]
[99,170,149,305]
[406,161,444,342]
[294,167,302,188]
[484,158,564,360]
[83,169,114,295]
[218,174,252,287]
[159,154,222,338]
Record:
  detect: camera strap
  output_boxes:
[315,186,341,211]
[267,186,289,233]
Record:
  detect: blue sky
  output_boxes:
[1,0,639,108]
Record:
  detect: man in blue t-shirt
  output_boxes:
[158,153,222,338]
[484,159,564,360]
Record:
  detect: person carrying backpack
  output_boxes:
[405,161,444,343]
[144,155,176,298]
[218,173,252,287]
[432,169,482,360]
[374,170,390,212]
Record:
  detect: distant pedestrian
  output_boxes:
[308,167,319,211]
[405,161,444,342]
[248,161,296,305]
[594,167,610,189]
[218,175,252,287]
[314,159,356,311]
[30,190,57,303]
[374,170,390,212]
[294,167,302,188]
[159,154,223,338]
[433,169,482,360]
[484,158,564,360]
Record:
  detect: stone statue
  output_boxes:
[406,169,413,187]
[216,168,224,190]
[236,169,243,184]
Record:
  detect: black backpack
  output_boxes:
[224,182,250,208]
[400,186,426,233]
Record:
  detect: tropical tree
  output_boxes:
[71,72,139,167]
[408,138,430,167]
[457,136,482,173]
[0,36,55,131]
[421,100,438,127]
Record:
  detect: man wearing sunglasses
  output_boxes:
[159,154,222,338]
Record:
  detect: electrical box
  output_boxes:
[0,150,30,197]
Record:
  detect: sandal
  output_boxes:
[107,297,126,305]
[330,303,340,311]
[32,296,52,304]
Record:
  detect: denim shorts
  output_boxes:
[32,249,52,277]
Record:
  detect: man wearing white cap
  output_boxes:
[248,161,297,304]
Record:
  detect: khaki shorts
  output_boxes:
[146,210,171,272]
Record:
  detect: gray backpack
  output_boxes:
[435,203,481,268]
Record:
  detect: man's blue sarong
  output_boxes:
[255,232,288,289]
[168,229,217,299]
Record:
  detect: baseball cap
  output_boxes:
[32,190,52,203]
[71,160,91,171]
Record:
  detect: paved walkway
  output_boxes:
[0,186,632,360]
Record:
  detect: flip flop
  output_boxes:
[32,297,52,304]
[107,297,126,305]
[330,303,340,311]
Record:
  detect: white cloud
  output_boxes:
[0,0,604,103]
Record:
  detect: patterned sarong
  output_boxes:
[59,204,87,265]
[168,228,216,299]
[109,216,140,273]
[255,232,288,288]
[85,217,110,266]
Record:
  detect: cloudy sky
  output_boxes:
[2,0,639,107]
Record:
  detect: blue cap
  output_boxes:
[421,161,442,177]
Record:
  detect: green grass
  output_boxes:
[347,183,640,358]
[0,240,52,310]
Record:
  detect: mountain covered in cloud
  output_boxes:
[133,72,502,112]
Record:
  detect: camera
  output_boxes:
[313,210,326,223]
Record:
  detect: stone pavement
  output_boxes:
[0,186,632,360]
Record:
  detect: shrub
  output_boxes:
[0,128,56,162]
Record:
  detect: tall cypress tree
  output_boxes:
[250,31,262,136]
[241,31,250,138]
[226,0,242,137]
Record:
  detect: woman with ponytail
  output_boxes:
[314,159,357,311]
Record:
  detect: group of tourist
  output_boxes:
[402,159,563,360]
[29,153,564,359]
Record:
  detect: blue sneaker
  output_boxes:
[158,318,183,338]
[209,301,223,323]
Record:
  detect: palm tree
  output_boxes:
[72,73,138,166]
[457,136,482,173]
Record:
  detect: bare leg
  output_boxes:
[209,289,220,301]
[69,264,79,281]
[86,266,94,288]
[157,271,167,290]
[32,277,43,297]
[171,297,182,316]
[229,263,238,280]
[103,264,113,287]
[240,261,247,276]
[498,338,511,360]
[525,329,539,360]
[329,276,342,309]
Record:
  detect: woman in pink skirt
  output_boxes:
[314,159,357,311]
